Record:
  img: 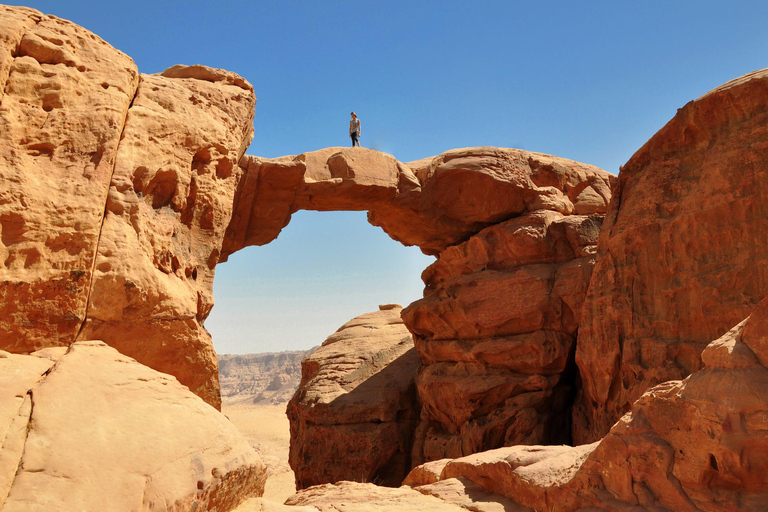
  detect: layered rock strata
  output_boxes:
[287,305,420,489]
[574,68,768,443]
[219,349,315,405]
[269,148,613,485]
[398,295,768,511]
[404,205,606,463]
[0,340,267,512]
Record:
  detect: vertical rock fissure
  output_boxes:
[73,78,142,342]
[0,389,35,508]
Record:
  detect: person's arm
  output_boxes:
[358,119,361,136]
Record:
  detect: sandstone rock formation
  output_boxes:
[0,340,267,512]
[287,305,420,489]
[0,9,616,423]
[223,147,613,259]
[234,147,614,486]
[219,349,316,405]
[574,67,768,444]
[404,205,607,464]
[285,163,612,486]
[76,64,256,409]
[0,5,256,409]
[0,6,138,349]
[397,295,768,511]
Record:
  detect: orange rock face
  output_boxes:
[0,341,267,512]
[76,65,256,409]
[401,297,768,511]
[0,7,255,409]
[228,147,614,483]
[404,210,606,463]
[223,147,612,259]
[287,306,420,489]
[0,7,138,350]
[574,68,768,444]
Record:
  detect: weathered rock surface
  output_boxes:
[404,211,606,463]
[0,6,257,410]
[400,296,768,511]
[0,340,267,512]
[223,147,613,259]
[0,6,138,350]
[287,305,420,489]
[219,349,316,405]
[285,481,468,512]
[226,146,613,472]
[574,67,768,444]
[76,64,256,409]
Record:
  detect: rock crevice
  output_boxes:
[74,75,142,343]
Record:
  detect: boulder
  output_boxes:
[0,340,267,512]
[287,306,420,489]
[574,67,768,443]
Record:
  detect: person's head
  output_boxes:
[351,112,357,119]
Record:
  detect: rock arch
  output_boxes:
[0,7,613,420]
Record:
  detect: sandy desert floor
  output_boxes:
[222,402,296,503]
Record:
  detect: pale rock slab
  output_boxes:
[285,481,468,512]
[0,340,267,512]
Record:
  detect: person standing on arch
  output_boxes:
[349,111,361,147]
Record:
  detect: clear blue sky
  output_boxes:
[21,1,768,353]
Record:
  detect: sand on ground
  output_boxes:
[222,402,296,503]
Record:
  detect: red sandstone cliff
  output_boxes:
[574,68,768,444]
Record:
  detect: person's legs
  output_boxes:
[351,132,359,147]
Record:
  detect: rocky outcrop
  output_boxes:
[219,349,315,405]
[0,5,256,409]
[0,340,267,512]
[223,147,612,259]
[0,6,614,421]
[76,64,256,410]
[574,68,768,444]
[287,305,420,489]
[0,6,138,350]
[284,156,613,485]
[404,207,606,464]
[246,147,613,483]
[396,295,768,511]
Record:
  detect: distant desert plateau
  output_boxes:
[218,350,313,502]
